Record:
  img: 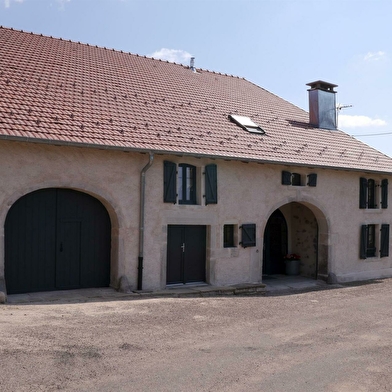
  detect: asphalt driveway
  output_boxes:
[1,279,392,391]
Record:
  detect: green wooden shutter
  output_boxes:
[282,171,292,185]
[240,224,256,248]
[205,164,217,205]
[359,178,367,209]
[380,224,390,258]
[163,161,177,203]
[307,173,317,187]
[360,225,367,259]
[381,179,388,209]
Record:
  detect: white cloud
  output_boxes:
[4,0,23,8]
[364,51,386,62]
[149,48,192,65]
[338,114,387,128]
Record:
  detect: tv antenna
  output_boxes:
[336,103,353,128]
[337,104,353,111]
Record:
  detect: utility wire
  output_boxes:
[351,131,392,137]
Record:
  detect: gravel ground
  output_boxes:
[1,279,392,391]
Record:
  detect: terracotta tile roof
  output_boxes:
[1,26,392,173]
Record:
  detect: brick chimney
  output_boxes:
[307,80,338,130]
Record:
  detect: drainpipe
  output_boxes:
[138,152,154,290]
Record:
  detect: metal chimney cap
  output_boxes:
[306,80,338,92]
[190,57,196,72]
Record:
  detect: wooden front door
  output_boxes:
[5,189,111,294]
[263,209,288,275]
[167,225,206,284]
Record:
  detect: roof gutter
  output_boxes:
[138,152,154,291]
[0,134,391,176]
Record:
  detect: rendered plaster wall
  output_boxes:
[0,140,149,293]
[308,168,392,282]
[1,140,392,295]
[145,155,392,287]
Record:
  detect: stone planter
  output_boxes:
[285,259,300,276]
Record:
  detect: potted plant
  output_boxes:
[284,253,300,276]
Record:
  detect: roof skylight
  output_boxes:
[228,114,265,135]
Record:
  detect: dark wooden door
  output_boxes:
[263,209,288,275]
[167,225,206,284]
[4,189,57,294]
[5,189,111,294]
[56,220,82,290]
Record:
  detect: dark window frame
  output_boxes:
[291,173,302,186]
[178,163,197,205]
[361,224,376,259]
[367,179,376,209]
[366,224,376,257]
[223,224,235,248]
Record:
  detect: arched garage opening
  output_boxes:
[263,202,328,280]
[5,188,111,294]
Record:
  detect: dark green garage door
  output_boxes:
[5,189,111,294]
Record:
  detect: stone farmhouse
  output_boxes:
[1,27,392,300]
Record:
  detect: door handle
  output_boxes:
[59,242,63,252]
[181,243,185,253]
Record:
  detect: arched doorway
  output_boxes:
[263,202,324,279]
[263,209,288,275]
[5,188,111,294]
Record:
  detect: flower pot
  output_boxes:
[285,259,300,276]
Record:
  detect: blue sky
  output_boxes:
[2,0,392,157]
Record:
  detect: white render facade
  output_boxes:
[1,139,391,299]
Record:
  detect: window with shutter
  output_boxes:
[282,171,317,187]
[380,224,390,258]
[164,161,216,206]
[205,164,217,205]
[381,179,388,209]
[240,224,256,248]
[359,177,385,209]
[164,161,177,203]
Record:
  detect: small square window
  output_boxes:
[224,224,235,248]
[292,173,301,186]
